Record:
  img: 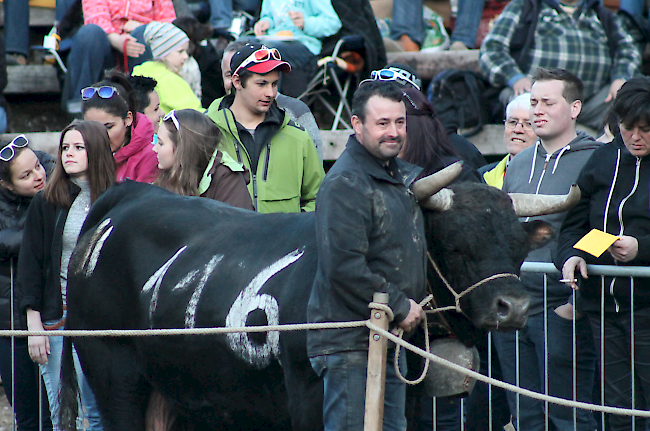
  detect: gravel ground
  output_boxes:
[0,393,15,430]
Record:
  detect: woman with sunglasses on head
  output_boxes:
[82,70,159,183]
[153,109,253,209]
[397,87,493,431]
[0,135,54,431]
[18,121,116,431]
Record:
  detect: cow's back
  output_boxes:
[66,181,320,430]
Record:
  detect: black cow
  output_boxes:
[59,178,576,431]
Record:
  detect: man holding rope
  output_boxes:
[307,80,425,431]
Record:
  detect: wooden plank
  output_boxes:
[321,130,350,160]
[321,127,507,161]
[0,6,56,27]
[386,50,480,81]
[6,65,60,94]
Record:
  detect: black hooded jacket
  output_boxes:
[555,135,650,314]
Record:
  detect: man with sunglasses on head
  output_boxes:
[206,42,324,214]
[369,63,487,171]
[307,79,425,431]
[221,40,322,160]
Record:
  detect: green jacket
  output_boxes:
[132,61,204,114]
[207,96,324,213]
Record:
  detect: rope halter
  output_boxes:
[427,252,519,318]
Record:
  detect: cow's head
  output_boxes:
[412,163,579,344]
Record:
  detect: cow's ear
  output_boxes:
[521,220,555,250]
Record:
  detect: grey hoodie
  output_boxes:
[503,132,601,315]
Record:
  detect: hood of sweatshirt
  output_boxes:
[522,131,601,192]
[504,131,601,314]
[114,113,154,165]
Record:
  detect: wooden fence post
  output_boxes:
[364,292,389,431]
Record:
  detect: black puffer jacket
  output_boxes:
[0,151,54,330]
[307,136,426,357]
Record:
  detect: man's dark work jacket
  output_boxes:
[307,135,427,357]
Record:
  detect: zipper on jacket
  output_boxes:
[263,143,271,181]
[252,173,258,211]
[524,153,551,222]
[234,142,243,164]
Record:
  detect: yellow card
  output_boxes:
[573,229,619,258]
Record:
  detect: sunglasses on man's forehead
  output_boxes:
[359,69,421,91]
[163,110,180,130]
[233,47,282,77]
[81,86,119,101]
[0,135,28,162]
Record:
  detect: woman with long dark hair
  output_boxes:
[399,87,482,182]
[19,120,116,431]
[83,70,158,183]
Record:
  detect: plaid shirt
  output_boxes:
[479,0,640,99]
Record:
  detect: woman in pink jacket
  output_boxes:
[82,71,159,183]
[63,0,176,114]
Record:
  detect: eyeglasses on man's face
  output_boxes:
[505,118,533,131]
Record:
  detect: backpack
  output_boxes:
[427,69,489,138]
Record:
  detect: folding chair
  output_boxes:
[299,35,365,131]
[35,27,68,73]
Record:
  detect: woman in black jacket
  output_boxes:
[556,77,650,430]
[19,121,116,431]
[0,135,54,431]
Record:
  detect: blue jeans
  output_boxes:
[40,322,102,431]
[450,0,486,48]
[209,0,260,29]
[0,337,52,431]
[56,0,79,22]
[4,0,29,57]
[493,310,597,431]
[588,308,650,431]
[390,0,425,45]
[64,24,151,105]
[310,350,407,431]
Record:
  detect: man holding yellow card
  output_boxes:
[492,68,602,431]
[556,77,650,431]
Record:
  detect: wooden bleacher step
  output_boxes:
[6,65,60,94]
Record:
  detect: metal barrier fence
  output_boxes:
[3,262,650,430]
[427,262,650,431]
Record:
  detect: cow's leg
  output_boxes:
[280,333,323,431]
[74,337,151,431]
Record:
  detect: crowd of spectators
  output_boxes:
[0,0,649,429]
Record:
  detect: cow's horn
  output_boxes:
[419,188,455,211]
[412,161,463,202]
[510,185,581,217]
